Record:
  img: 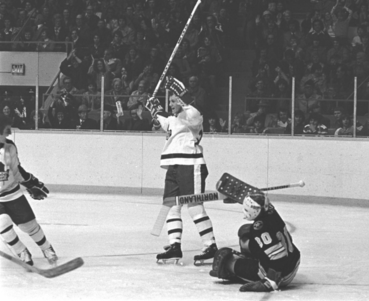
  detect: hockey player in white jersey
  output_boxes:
[0,115,57,266]
[147,77,218,264]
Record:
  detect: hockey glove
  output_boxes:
[21,174,50,200]
[165,76,188,97]
[145,97,163,118]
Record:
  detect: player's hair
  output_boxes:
[0,114,12,135]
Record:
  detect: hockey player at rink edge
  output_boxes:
[0,115,57,266]
[209,193,301,292]
[147,76,218,264]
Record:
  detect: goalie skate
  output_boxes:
[216,173,263,204]
[156,243,182,264]
[194,243,218,266]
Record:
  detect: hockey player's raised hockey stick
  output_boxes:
[151,0,201,98]
[0,250,84,278]
[151,176,305,236]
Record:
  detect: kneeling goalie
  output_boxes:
[210,193,300,292]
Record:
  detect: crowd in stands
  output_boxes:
[0,0,368,137]
[0,0,238,132]
[228,0,369,137]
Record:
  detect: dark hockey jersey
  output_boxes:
[248,204,300,277]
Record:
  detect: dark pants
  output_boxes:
[163,164,208,199]
[0,195,36,225]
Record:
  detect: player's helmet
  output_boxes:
[242,193,269,221]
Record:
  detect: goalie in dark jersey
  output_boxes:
[0,115,57,266]
[147,77,218,264]
[209,192,300,292]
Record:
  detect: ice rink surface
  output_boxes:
[1,192,369,301]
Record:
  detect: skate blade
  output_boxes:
[156,258,182,265]
[194,259,213,266]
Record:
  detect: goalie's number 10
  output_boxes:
[254,227,294,253]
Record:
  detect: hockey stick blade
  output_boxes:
[0,250,84,278]
[151,205,171,237]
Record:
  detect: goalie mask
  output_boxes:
[242,193,269,221]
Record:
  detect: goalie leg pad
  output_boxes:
[209,247,236,280]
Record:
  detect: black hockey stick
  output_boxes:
[0,250,84,278]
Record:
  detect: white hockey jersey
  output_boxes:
[0,142,27,202]
[157,105,206,168]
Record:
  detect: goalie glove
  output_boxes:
[145,97,164,118]
[165,76,188,97]
[21,174,50,200]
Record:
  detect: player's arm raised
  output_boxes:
[165,76,202,127]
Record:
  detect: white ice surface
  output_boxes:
[1,193,369,301]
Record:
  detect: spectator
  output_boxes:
[203,112,226,133]
[231,113,246,134]
[60,49,89,91]
[144,46,165,75]
[187,75,207,111]
[120,67,134,96]
[334,114,354,136]
[51,90,78,122]
[28,111,50,130]
[124,47,145,81]
[300,63,327,96]
[0,101,28,129]
[102,48,122,78]
[326,38,349,65]
[101,104,118,130]
[357,115,369,136]
[331,0,352,45]
[285,110,305,135]
[133,30,151,60]
[90,33,105,59]
[105,78,129,112]
[306,19,332,48]
[36,27,55,52]
[247,79,271,112]
[70,104,98,130]
[74,14,93,47]
[272,79,290,111]
[87,57,112,92]
[81,82,100,111]
[133,64,159,91]
[303,112,328,135]
[127,80,149,110]
[332,106,345,129]
[351,25,366,47]
[62,8,73,32]
[50,14,68,51]
[16,29,37,51]
[247,114,265,134]
[246,100,274,129]
[296,79,322,116]
[94,20,112,47]
[267,107,291,129]
[121,104,151,131]
[115,16,135,47]
[84,5,100,31]
[109,30,126,62]
[48,107,70,130]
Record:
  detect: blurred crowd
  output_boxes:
[0,0,239,131]
[0,0,368,136]
[227,0,369,136]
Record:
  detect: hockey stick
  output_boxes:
[0,250,84,278]
[150,181,305,236]
[151,0,201,98]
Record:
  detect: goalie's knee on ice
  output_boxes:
[0,213,13,230]
[18,219,39,235]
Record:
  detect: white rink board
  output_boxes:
[12,130,369,200]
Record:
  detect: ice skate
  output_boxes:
[156,243,182,264]
[194,243,218,266]
[18,248,33,266]
[42,245,58,265]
